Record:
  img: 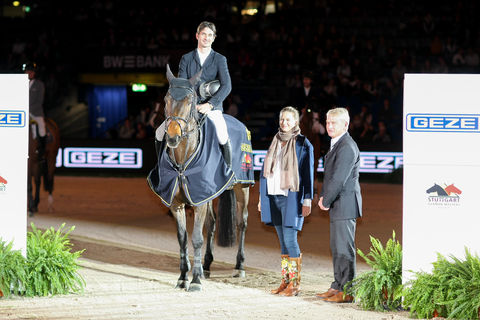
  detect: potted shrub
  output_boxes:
[25,223,85,297]
[345,230,403,311]
[0,240,27,298]
[404,248,480,319]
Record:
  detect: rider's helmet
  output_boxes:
[22,62,37,72]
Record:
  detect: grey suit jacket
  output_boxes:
[29,79,45,117]
[320,132,362,221]
[178,49,232,112]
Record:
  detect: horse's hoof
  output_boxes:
[232,269,246,278]
[187,283,202,292]
[204,270,211,279]
[175,281,188,290]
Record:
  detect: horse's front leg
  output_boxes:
[203,201,216,278]
[171,201,190,290]
[189,204,208,291]
[233,185,250,278]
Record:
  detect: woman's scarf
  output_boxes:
[263,126,300,192]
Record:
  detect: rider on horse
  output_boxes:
[155,21,233,168]
[24,62,47,160]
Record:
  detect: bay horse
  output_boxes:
[28,117,60,216]
[299,107,323,189]
[148,65,252,291]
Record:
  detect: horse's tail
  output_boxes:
[217,189,237,247]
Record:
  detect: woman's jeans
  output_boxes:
[270,195,301,258]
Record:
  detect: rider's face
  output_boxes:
[196,27,215,49]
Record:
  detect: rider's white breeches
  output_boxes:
[31,115,46,137]
[155,110,229,145]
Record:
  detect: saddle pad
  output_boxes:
[148,115,254,208]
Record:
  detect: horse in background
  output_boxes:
[299,107,323,190]
[28,117,60,216]
[147,66,253,291]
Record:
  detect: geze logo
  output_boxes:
[63,148,143,168]
[406,113,480,132]
[0,110,25,127]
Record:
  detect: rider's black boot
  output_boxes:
[220,139,232,169]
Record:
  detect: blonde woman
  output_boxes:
[258,106,314,296]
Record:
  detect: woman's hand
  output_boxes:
[257,199,261,213]
[302,205,311,217]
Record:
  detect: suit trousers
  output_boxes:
[330,218,357,291]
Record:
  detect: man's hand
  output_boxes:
[318,196,330,210]
[196,103,213,114]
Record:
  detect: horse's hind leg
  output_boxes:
[45,153,56,212]
[203,201,216,278]
[189,204,208,292]
[233,184,250,278]
[171,202,190,290]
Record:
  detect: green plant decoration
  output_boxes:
[25,223,85,297]
[446,248,480,320]
[404,248,480,319]
[345,230,403,311]
[0,240,27,298]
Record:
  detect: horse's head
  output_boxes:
[426,183,441,194]
[445,183,462,195]
[164,64,202,149]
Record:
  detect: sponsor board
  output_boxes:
[62,147,143,168]
[0,110,26,127]
[406,113,480,133]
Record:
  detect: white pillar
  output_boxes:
[0,74,29,256]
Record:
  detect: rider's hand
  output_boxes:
[196,103,213,114]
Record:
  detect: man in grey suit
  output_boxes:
[316,107,362,303]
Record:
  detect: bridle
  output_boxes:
[164,84,202,171]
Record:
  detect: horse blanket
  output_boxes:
[147,114,254,207]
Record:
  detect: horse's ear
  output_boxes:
[166,64,175,83]
[189,68,202,87]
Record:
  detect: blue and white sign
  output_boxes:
[403,74,480,283]
[0,110,26,127]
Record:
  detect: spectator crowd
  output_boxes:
[1,0,479,149]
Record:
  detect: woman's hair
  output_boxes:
[197,21,217,36]
[327,107,350,126]
[280,106,300,123]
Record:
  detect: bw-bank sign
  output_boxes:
[406,113,480,132]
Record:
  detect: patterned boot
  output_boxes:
[270,254,289,294]
[279,254,302,296]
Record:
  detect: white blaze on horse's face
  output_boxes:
[165,92,193,143]
[279,111,297,133]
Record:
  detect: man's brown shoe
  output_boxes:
[315,288,339,299]
[324,291,354,303]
